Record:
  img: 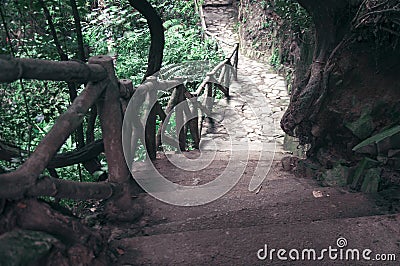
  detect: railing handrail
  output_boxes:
[193,0,239,81]
[0,2,241,200]
[144,1,239,156]
[194,0,239,48]
[0,55,107,83]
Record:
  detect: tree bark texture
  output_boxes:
[90,56,130,184]
[128,0,165,78]
[0,56,107,83]
[281,0,360,144]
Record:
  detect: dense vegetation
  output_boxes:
[0,0,222,181]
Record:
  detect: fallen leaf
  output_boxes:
[17,202,27,209]
[312,190,324,198]
[116,248,125,255]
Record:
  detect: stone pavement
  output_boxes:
[201,2,289,148]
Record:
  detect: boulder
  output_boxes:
[345,111,375,140]
[388,149,400,158]
[360,168,382,193]
[350,157,380,190]
[321,164,351,187]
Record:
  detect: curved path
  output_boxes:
[201,1,288,148]
[111,2,400,265]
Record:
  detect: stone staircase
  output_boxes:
[109,1,400,265]
[112,151,399,265]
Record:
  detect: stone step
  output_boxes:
[113,214,400,265]
[203,0,234,7]
[141,192,383,236]
[131,154,293,198]
[136,172,383,227]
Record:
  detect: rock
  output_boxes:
[281,156,300,171]
[296,159,320,179]
[264,74,276,79]
[322,164,351,187]
[0,229,60,266]
[245,127,254,133]
[360,168,382,193]
[279,91,288,97]
[248,133,258,139]
[388,149,400,158]
[67,244,99,265]
[283,135,305,158]
[388,157,400,170]
[234,131,247,138]
[345,111,375,140]
[350,157,380,190]
[254,129,262,135]
[376,155,388,164]
[311,125,321,137]
[272,107,281,113]
[379,186,400,200]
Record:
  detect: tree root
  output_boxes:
[0,199,109,265]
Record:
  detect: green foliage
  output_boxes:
[163,20,222,64]
[270,0,311,32]
[233,21,241,33]
[260,0,268,10]
[83,0,222,85]
[269,48,281,68]
[242,0,311,69]
[270,0,312,67]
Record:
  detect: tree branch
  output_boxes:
[69,0,86,62]
[0,56,107,83]
[128,0,165,78]
[0,74,108,199]
[26,176,114,200]
[91,56,130,183]
[38,0,68,61]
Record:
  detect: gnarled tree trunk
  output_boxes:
[281,0,355,142]
[282,0,400,187]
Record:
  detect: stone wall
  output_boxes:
[237,0,273,63]
[237,0,314,81]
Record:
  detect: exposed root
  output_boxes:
[0,199,109,265]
